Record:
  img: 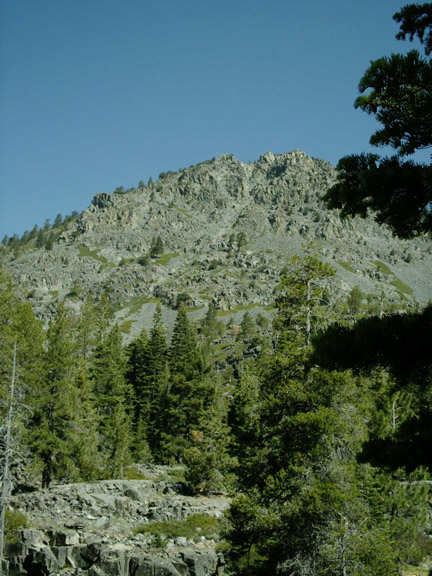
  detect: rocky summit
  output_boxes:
[2,150,432,337]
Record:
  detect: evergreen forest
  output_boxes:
[1,244,432,574]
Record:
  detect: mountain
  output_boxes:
[2,150,431,338]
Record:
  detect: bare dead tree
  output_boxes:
[0,341,17,576]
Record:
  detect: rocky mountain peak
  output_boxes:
[2,151,431,339]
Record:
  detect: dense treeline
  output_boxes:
[1,244,431,573]
[224,253,432,575]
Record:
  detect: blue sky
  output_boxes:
[0,0,417,238]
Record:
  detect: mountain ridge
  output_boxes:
[2,150,431,339]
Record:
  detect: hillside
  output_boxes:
[2,150,431,337]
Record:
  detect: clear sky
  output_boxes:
[0,0,417,238]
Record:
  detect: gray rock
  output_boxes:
[6,474,229,576]
[51,530,80,546]
[3,151,431,336]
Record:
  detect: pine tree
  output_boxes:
[0,271,45,498]
[91,326,133,478]
[185,371,237,494]
[162,303,208,461]
[53,213,63,229]
[236,312,255,343]
[150,236,164,257]
[276,247,335,348]
[228,365,261,473]
[131,304,168,458]
[29,304,93,486]
[126,328,152,460]
[184,406,237,494]
[66,362,101,481]
[169,303,203,379]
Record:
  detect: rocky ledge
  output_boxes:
[4,467,230,576]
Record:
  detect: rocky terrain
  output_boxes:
[5,466,229,576]
[2,150,432,338]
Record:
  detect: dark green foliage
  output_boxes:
[91,326,133,477]
[0,270,45,499]
[228,365,261,468]
[62,210,79,226]
[236,232,247,252]
[184,406,238,494]
[150,236,164,257]
[346,285,363,315]
[225,363,399,575]
[126,329,149,402]
[208,258,221,270]
[200,303,224,341]
[126,328,151,459]
[29,304,100,487]
[355,51,432,155]
[137,254,150,266]
[312,305,432,384]
[227,233,236,256]
[395,3,432,54]
[236,312,255,343]
[324,3,432,237]
[44,235,53,250]
[126,305,168,459]
[176,292,193,309]
[161,304,209,461]
[224,248,431,575]
[325,154,432,238]
[35,229,45,249]
[53,214,63,228]
[168,303,204,380]
[275,249,335,346]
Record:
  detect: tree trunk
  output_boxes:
[0,342,17,576]
[306,279,311,346]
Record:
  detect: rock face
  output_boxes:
[2,150,432,337]
[5,467,229,576]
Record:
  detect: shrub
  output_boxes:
[134,514,221,541]
[5,509,28,543]
[137,255,150,267]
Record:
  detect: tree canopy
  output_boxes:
[324,3,432,238]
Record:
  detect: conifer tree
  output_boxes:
[91,325,133,477]
[0,270,44,502]
[150,236,164,257]
[126,328,152,460]
[133,303,168,459]
[185,372,237,494]
[29,304,100,486]
[228,365,261,472]
[67,363,101,480]
[236,312,255,344]
[169,303,203,378]
[184,406,237,494]
[162,303,208,461]
[276,248,335,348]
